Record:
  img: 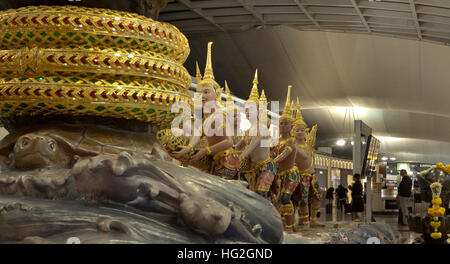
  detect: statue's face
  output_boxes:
[294,125,307,142]
[279,119,292,134]
[197,84,217,105]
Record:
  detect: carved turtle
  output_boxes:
[0,123,166,170]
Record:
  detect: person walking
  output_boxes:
[397,169,412,226]
[350,174,364,222]
[325,187,335,201]
[336,185,348,212]
[325,187,335,214]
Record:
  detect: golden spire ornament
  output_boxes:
[198,41,220,91]
[260,89,267,102]
[294,97,307,128]
[225,80,235,110]
[195,61,202,82]
[259,89,269,122]
[280,85,293,121]
[291,100,295,115]
[203,42,215,80]
[225,80,232,102]
[246,69,260,105]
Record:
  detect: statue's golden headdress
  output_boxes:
[195,61,202,82]
[280,85,294,121]
[260,89,267,102]
[198,42,221,92]
[293,97,307,128]
[259,89,269,122]
[224,80,237,112]
[246,69,259,106]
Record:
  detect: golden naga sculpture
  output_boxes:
[0,5,192,127]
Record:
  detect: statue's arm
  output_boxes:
[240,136,260,159]
[295,146,308,160]
[209,136,234,155]
[187,135,201,148]
[420,166,435,177]
[234,138,246,150]
[273,140,294,164]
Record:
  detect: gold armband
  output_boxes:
[205,145,212,155]
[285,146,292,152]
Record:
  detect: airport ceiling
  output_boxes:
[159,0,450,164]
[162,0,450,45]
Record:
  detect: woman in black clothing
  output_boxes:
[325,187,335,201]
[351,174,364,222]
[336,185,348,211]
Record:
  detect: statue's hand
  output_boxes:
[171,146,191,159]
[190,148,206,162]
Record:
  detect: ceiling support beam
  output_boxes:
[350,0,372,33]
[237,0,266,26]
[293,0,321,29]
[408,0,423,40]
[177,0,227,32]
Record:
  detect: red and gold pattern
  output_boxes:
[0,5,192,127]
[0,47,191,87]
[0,76,191,127]
[0,6,189,62]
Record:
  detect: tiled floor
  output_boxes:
[314,204,421,243]
[286,203,422,243]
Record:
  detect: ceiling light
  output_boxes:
[351,141,354,145]
[331,106,368,116]
[381,157,388,161]
[390,157,396,161]
[336,139,346,146]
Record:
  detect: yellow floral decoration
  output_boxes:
[430,221,441,229]
[435,162,450,174]
[428,207,446,218]
[430,232,442,239]
[428,180,445,240]
[445,165,450,174]
[432,198,442,206]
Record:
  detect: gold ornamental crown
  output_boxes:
[260,89,267,102]
[294,97,307,128]
[195,61,202,82]
[0,5,192,128]
[259,89,269,122]
[197,42,220,92]
[280,85,294,121]
[224,80,237,112]
[246,69,259,105]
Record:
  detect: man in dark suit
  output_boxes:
[397,169,412,226]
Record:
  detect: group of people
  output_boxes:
[325,175,365,222]
[168,42,324,232]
